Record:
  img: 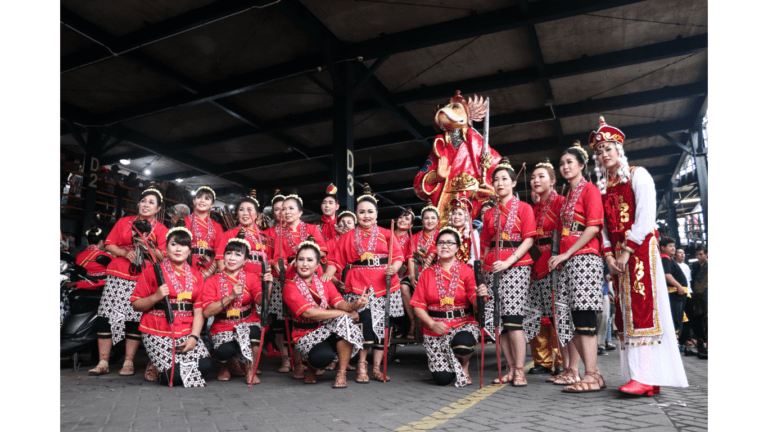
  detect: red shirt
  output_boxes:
[130,261,204,338]
[75,246,110,290]
[202,271,264,335]
[215,226,273,274]
[283,276,345,344]
[275,221,328,280]
[480,197,536,271]
[327,226,404,297]
[410,262,478,337]
[558,180,603,257]
[184,213,224,269]
[531,193,565,280]
[105,216,168,281]
[412,229,438,272]
[320,215,338,246]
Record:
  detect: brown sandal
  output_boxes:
[492,365,514,385]
[88,360,109,376]
[278,355,291,373]
[563,371,604,393]
[246,362,259,385]
[229,358,246,377]
[511,367,527,387]
[119,361,135,376]
[144,363,159,382]
[372,365,390,382]
[217,361,231,381]
[553,368,580,386]
[356,360,369,383]
[333,370,347,389]
[304,367,318,384]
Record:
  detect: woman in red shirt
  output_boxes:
[393,208,417,339]
[547,141,605,392]
[411,227,488,387]
[204,231,273,384]
[89,185,168,378]
[130,227,213,387]
[480,157,536,387]
[408,206,439,280]
[323,185,404,383]
[74,224,111,290]
[184,186,224,278]
[284,240,367,388]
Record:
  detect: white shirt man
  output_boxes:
[675,249,692,294]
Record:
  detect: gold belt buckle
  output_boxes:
[445,310,454,320]
[571,221,580,232]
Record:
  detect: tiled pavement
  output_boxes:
[61,340,707,431]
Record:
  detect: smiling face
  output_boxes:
[594,141,621,173]
[559,153,584,182]
[272,200,284,222]
[530,167,555,196]
[237,202,257,227]
[282,199,302,225]
[295,248,319,279]
[449,208,467,229]
[138,194,160,219]
[224,249,246,273]
[436,232,459,260]
[356,201,377,229]
[396,213,414,231]
[662,242,676,257]
[166,238,190,265]
[193,191,214,214]
[422,210,439,231]
[493,169,516,199]
[321,197,338,217]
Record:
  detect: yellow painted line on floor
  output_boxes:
[393,361,535,431]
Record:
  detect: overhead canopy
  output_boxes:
[61,0,708,223]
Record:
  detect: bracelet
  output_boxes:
[189,335,199,342]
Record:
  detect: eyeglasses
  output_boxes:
[436,241,458,247]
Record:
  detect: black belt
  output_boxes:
[152,302,193,312]
[191,248,214,258]
[351,257,388,266]
[563,221,587,235]
[535,238,553,246]
[215,307,252,320]
[498,241,522,248]
[293,321,319,330]
[88,275,107,281]
[248,254,264,263]
[428,308,471,320]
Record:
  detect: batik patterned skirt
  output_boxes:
[482,266,531,341]
[97,276,143,345]
[423,323,481,388]
[143,333,211,388]
[294,314,364,359]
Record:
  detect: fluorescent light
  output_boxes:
[144,169,151,175]
[119,159,131,165]
[175,178,183,183]
[229,205,234,209]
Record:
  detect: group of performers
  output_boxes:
[76,98,687,395]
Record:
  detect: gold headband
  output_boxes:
[535,161,554,170]
[356,194,377,202]
[166,226,192,240]
[245,195,260,207]
[143,188,163,202]
[338,210,357,224]
[297,240,321,254]
[284,194,303,206]
[227,237,251,252]
[569,141,589,161]
[438,226,462,239]
[496,161,514,171]
[271,194,285,204]
[194,186,216,201]
[421,205,439,215]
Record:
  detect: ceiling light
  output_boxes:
[175,178,183,183]
[144,169,151,175]
[229,205,234,209]
[119,159,131,165]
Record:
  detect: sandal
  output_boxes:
[492,365,514,385]
[230,358,246,377]
[88,360,109,376]
[553,368,580,386]
[356,360,369,384]
[333,370,347,389]
[346,363,356,371]
[217,361,231,381]
[144,363,159,382]
[119,360,135,376]
[246,362,259,385]
[372,365,390,382]
[563,371,604,393]
[278,356,291,373]
[326,362,337,371]
[304,367,317,384]
[406,324,416,340]
[511,367,527,387]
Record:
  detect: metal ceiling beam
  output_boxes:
[61,1,278,73]
[76,1,661,128]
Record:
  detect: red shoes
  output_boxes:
[619,380,661,396]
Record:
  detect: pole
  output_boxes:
[382,220,395,383]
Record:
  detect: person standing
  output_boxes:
[319,184,340,244]
[690,246,708,359]
[183,186,224,279]
[593,116,688,395]
[393,208,418,339]
[660,238,688,349]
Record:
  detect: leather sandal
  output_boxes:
[372,365,390,382]
[246,362,259,385]
[346,363,356,371]
[88,360,109,376]
[229,358,246,377]
[563,371,604,393]
[304,367,318,384]
[119,360,135,376]
[492,365,514,385]
[292,360,305,379]
[144,363,159,382]
[356,360,369,384]
[333,370,348,389]
[511,367,527,387]
[553,368,580,386]
[278,356,291,373]
[217,361,231,381]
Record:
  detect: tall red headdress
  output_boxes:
[589,116,625,149]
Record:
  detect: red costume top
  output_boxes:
[413,128,501,224]
[531,193,565,280]
[183,213,224,270]
[320,215,338,245]
[412,229,438,272]
[105,216,168,281]
[274,221,328,280]
[215,225,272,274]
[130,260,204,337]
[558,178,603,257]
[410,261,478,337]
[75,245,110,290]
[327,226,404,297]
[479,196,536,272]
[283,274,345,344]
[201,270,263,335]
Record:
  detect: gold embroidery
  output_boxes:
[439,297,455,307]
[450,172,479,192]
[632,258,646,300]
[618,195,629,231]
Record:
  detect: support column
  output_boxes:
[664,186,680,245]
[81,128,103,236]
[332,62,355,212]
[691,125,708,242]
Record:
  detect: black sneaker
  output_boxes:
[605,342,616,351]
[598,347,608,356]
